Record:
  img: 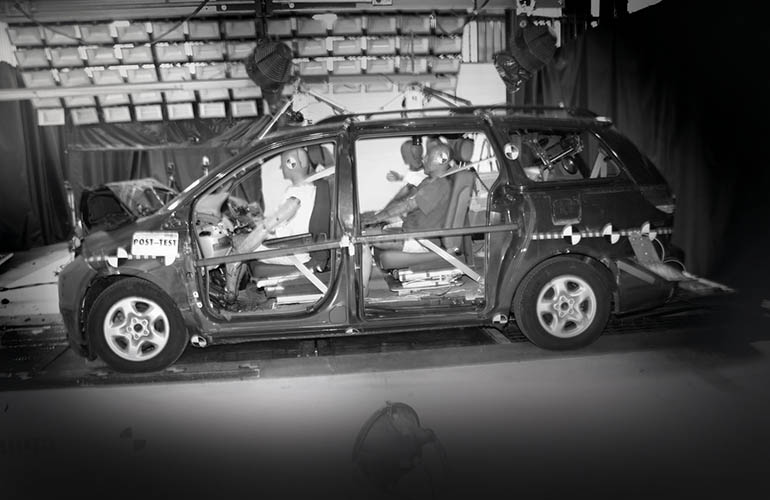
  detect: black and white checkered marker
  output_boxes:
[86,247,178,267]
[602,223,620,244]
[562,225,581,245]
[532,221,671,245]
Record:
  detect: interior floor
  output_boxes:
[365,249,486,308]
[208,265,330,314]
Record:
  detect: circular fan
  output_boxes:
[244,39,294,111]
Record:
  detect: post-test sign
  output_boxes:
[131,232,179,265]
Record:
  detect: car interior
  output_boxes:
[188,129,626,317]
[357,132,501,312]
[514,129,621,182]
[192,142,338,315]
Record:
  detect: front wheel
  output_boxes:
[513,257,610,350]
[88,278,188,373]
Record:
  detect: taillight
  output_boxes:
[641,185,675,214]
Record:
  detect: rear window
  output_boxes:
[506,129,622,183]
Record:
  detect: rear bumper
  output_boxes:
[614,257,734,316]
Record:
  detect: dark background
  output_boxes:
[514,0,770,300]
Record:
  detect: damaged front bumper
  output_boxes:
[57,255,97,356]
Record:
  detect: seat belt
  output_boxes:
[288,254,328,293]
[415,238,483,284]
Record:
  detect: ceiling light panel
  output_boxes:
[135,104,163,121]
[223,20,256,39]
[103,106,132,123]
[7,26,44,46]
[15,49,49,69]
[116,22,150,43]
[37,108,65,126]
[50,47,83,67]
[151,22,186,42]
[70,107,99,125]
[42,25,80,45]
[79,23,114,44]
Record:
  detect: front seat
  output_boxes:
[247,177,332,279]
[375,169,475,271]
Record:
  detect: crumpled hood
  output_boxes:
[80,212,170,259]
[79,177,178,232]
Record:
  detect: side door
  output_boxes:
[348,123,519,329]
[187,137,356,341]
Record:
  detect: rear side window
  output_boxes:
[582,133,621,179]
[507,129,622,183]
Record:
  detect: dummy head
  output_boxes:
[422,143,452,177]
[280,148,310,184]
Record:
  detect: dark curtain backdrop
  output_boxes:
[66,147,238,210]
[0,61,70,252]
[514,0,770,294]
[65,117,268,218]
[0,56,268,252]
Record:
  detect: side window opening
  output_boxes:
[586,135,621,178]
[355,131,500,312]
[509,129,621,182]
[518,131,587,182]
[467,133,500,227]
[192,142,336,316]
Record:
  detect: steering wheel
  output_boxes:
[225,198,258,233]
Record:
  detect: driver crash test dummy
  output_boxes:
[225,148,317,299]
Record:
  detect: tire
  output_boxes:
[513,257,610,350]
[87,278,188,373]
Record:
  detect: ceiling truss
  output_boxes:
[0,0,518,23]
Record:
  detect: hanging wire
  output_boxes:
[435,0,491,36]
[149,0,211,45]
[12,1,81,42]
[12,0,212,46]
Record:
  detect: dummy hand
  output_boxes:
[360,211,381,226]
[247,202,262,218]
[386,170,404,182]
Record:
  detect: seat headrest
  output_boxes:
[450,138,474,163]
[307,144,334,167]
[400,140,423,170]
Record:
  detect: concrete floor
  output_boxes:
[2,327,769,500]
[0,242,67,328]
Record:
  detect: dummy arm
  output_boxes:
[364,196,418,225]
[232,196,300,253]
[224,196,301,300]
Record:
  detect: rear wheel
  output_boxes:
[513,257,610,350]
[88,278,188,373]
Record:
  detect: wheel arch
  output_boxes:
[508,251,616,316]
[509,252,615,350]
[81,272,193,358]
[81,275,123,359]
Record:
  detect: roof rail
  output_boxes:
[314,105,601,125]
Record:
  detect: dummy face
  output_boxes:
[280,148,310,184]
[422,144,452,177]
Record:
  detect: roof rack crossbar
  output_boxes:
[315,105,600,125]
